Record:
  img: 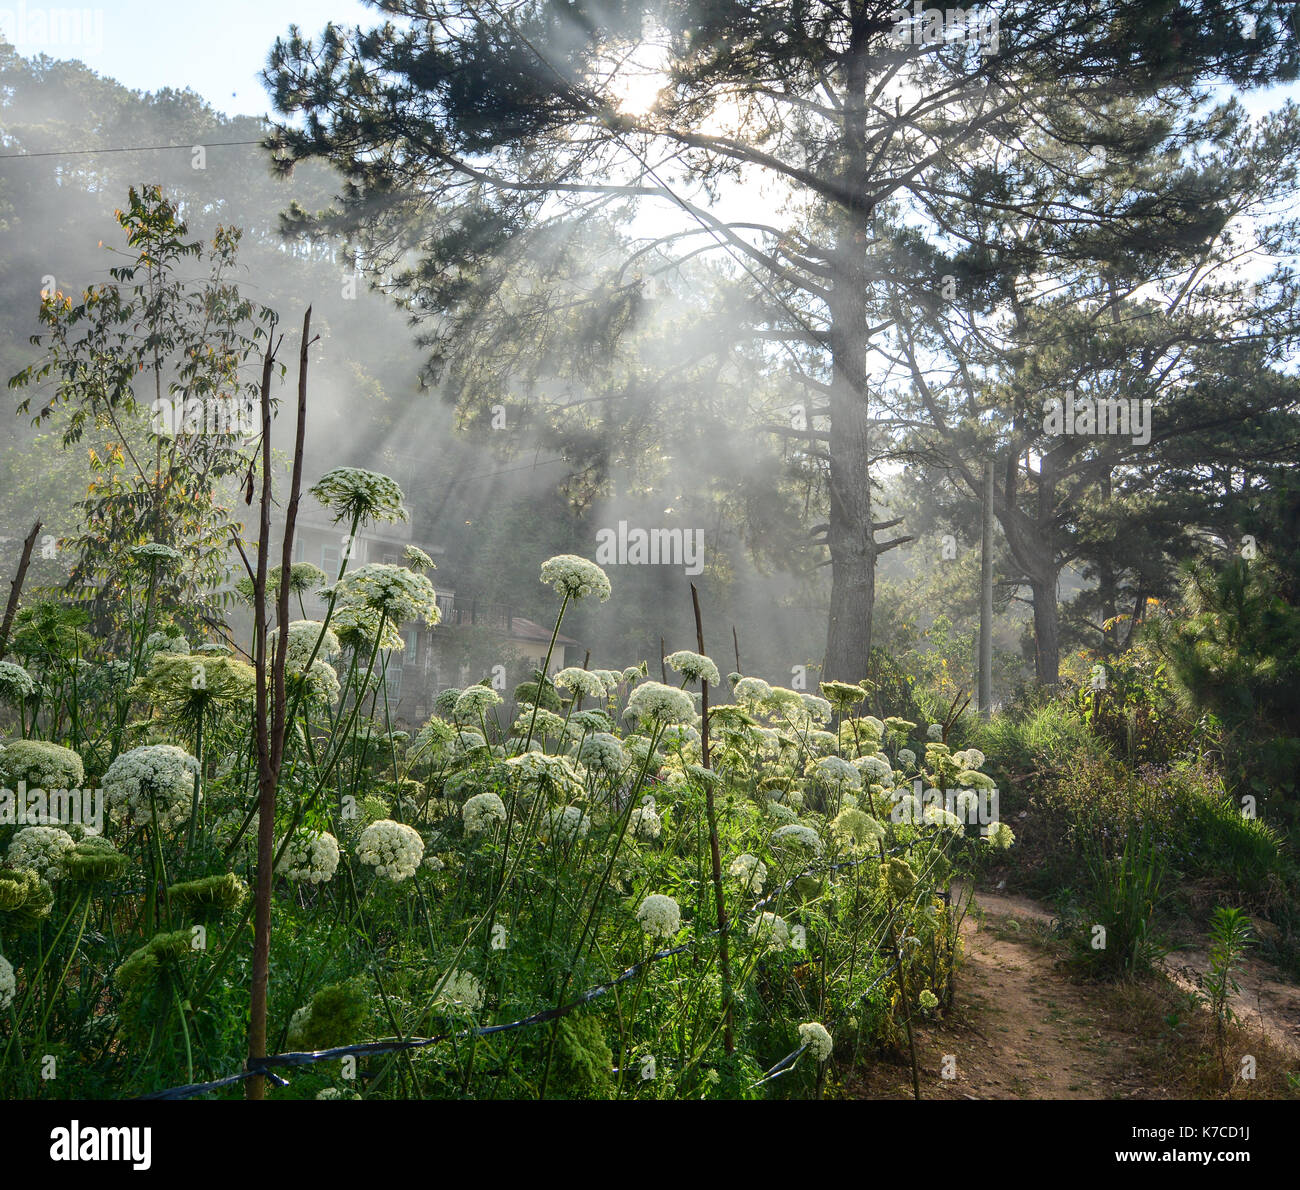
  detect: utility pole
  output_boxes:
[978,459,994,719]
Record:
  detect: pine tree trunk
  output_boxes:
[822,15,874,683]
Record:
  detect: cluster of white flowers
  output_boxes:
[7,826,74,881]
[316,1087,361,1100]
[952,747,985,770]
[276,830,341,883]
[897,747,917,769]
[577,731,625,773]
[798,1021,833,1062]
[854,754,894,784]
[748,912,791,951]
[923,804,964,832]
[332,563,440,626]
[771,823,824,856]
[985,821,1015,850]
[625,681,696,726]
[0,740,84,789]
[310,466,408,525]
[453,685,503,723]
[462,792,508,835]
[728,852,767,894]
[799,694,832,724]
[355,819,424,880]
[291,659,341,707]
[540,805,591,844]
[504,751,583,796]
[629,801,662,841]
[0,954,15,1010]
[452,729,488,756]
[636,893,681,940]
[733,676,773,706]
[103,744,200,828]
[814,756,862,788]
[927,723,943,740]
[664,650,721,686]
[329,603,402,652]
[539,554,612,602]
[766,800,798,824]
[436,969,484,1013]
[512,707,569,740]
[143,629,190,657]
[831,808,886,850]
[553,667,608,701]
[277,620,340,669]
[0,660,38,704]
[918,989,940,1011]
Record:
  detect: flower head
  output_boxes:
[0,661,38,706]
[311,467,407,526]
[0,955,15,1010]
[355,819,424,881]
[625,681,695,726]
[771,823,823,856]
[636,893,681,940]
[553,667,609,701]
[103,744,199,828]
[664,650,721,686]
[277,830,341,883]
[332,563,439,627]
[728,852,767,894]
[7,826,74,881]
[462,792,508,835]
[798,1021,833,1062]
[748,912,791,951]
[539,554,611,602]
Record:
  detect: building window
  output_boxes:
[385,668,403,702]
[404,629,418,665]
[321,543,339,575]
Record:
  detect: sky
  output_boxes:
[0,0,376,117]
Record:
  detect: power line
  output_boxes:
[0,138,264,160]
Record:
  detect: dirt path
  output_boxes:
[910,889,1153,1099]
[851,888,1300,1099]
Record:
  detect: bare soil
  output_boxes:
[846,888,1300,1100]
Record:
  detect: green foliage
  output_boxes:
[1072,821,1168,979]
[1149,556,1300,808]
[7,184,277,633]
[286,981,374,1051]
[1202,905,1253,1081]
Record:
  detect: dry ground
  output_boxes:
[846,888,1300,1100]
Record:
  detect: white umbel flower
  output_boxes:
[629,803,662,840]
[276,830,340,883]
[355,819,424,881]
[771,823,824,856]
[539,554,612,602]
[748,912,791,951]
[664,650,721,686]
[798,1021,833,1062]
[624,681,695,726]
[540,805,591,844]
[636,893,681,940]
[578,732,625,773]
[0,955,16,1010]
[103,744,199,828]
[7,825,74,881]
[462,792,508,835]
[728,853,767,894]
